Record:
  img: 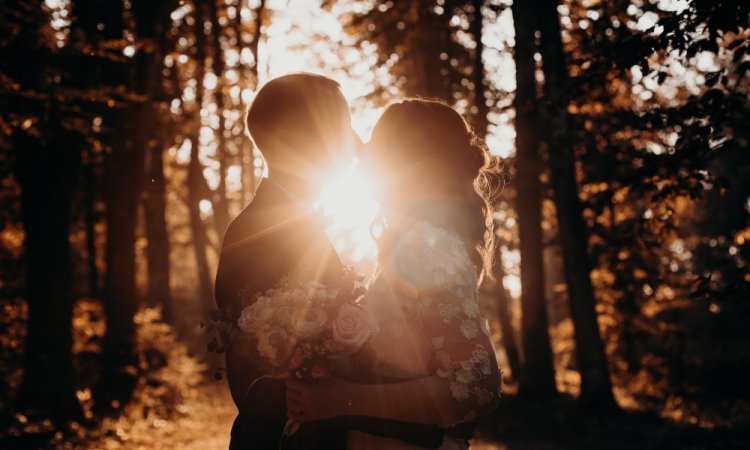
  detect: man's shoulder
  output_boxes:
[223,198,260,241]
[221,185,289,251]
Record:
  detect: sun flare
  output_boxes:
[315,158,381,272]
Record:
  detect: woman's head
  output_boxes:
[365,99,496,279]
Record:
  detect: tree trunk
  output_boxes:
[83,146,100,297]
[511,0,557,398]
[233,0,265,204]
[606,196,642,374]
[249,0,266,84]
[144,138,173,322]
[188,1,217,319]
[99,120,144,408]
[537,0,617,411]
[492,248,523,383]
[470,0,489,139]
[131,0,177,324]
[209,0,230,235]
[98,0,176,408]
[14,130,82,422]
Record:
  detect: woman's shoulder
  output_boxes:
[382,220,476,297]
[393,220,471,264]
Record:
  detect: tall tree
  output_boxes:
[537,0,617,410]
[469,0,490,138]
[143,130,173,321]
[99,0,177,407]
[238,0,265,203]
[208,0,230,235]
[14,127,83,422]
[469,0,522,382]
[346,1,474,102]
[187,0,217,319]
[142,14,177,323]
[91,0,140,407]
[511,0,557,398]
[101,118,144,405]
[82,145,100,297]
[492,247,523,382]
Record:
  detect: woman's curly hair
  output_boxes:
[366,98,501,283]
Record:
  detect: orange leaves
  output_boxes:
[734,227,750,246]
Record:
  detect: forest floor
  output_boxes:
[2,299,750,449]
[1,301,237,449]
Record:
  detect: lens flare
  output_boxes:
[315,158,380,272]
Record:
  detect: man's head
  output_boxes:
[246,73,357,187]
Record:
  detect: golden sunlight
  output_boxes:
[315,158,381,272]
[197,0,516,272]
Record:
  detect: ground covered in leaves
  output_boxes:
[2,298,750,449]
[1,300,235,449]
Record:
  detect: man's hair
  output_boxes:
[245,73,351,167]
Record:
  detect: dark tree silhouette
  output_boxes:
[511,0,557,398]
[144,132,173,321]
[98,0,178,408]
[208,0,231,236]
[187,0,218,320]
[0,1,84,423]
[14,128,83,422]
[537,0,617,410]
[142,19,177,323]
[492,247,523,382]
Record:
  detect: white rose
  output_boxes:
[332,304,379,351]
[287,288,307,303]
[237,302,266,333]
[292,307,327,337]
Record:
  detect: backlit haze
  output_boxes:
[252,0,516,275]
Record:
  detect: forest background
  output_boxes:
[1,0,749,448]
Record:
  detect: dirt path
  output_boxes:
[82,382,235,450]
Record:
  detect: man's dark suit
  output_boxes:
[215,180,445,450]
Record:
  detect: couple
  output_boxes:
[214,73,501,450]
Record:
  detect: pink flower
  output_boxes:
[290,355,303,369]
[323,339,342,353]
[332,304,379,351]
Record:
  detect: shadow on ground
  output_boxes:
[473,395,750,450]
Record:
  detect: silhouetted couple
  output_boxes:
[215,73,501,450]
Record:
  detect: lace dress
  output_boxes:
[346,221,500,450]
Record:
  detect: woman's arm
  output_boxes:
[286,368,499,428]
[286,225,502,428]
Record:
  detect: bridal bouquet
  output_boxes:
[236,277,379,381]
[232,275,378,436]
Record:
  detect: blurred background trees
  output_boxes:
[1,0,748,448]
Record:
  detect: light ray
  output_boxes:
[315,158,381,272]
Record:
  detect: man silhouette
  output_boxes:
[214,73,445,450]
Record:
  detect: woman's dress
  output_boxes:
[347,221,500,450]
